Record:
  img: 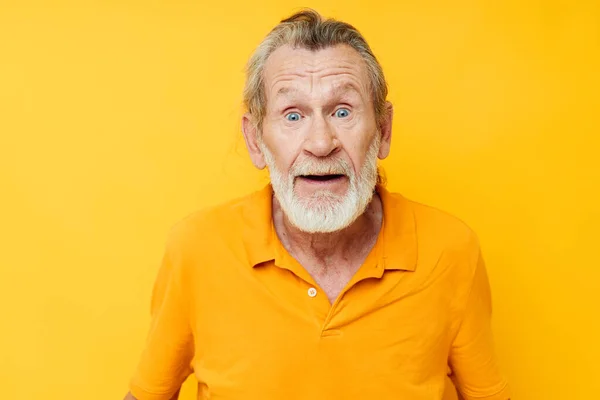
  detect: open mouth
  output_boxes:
[299,174,345,182]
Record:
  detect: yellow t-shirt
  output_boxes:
[130,185,510,400]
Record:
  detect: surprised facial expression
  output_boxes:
[247,44,392,233]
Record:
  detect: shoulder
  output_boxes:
[410,199,482,288]
[386,192,485,306]
[384,189,480,253]
[384,189,482,276]
[164,190,256,256]
[409,198,480,254]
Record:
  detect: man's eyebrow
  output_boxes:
[274,82,362,99]
[275,86,298,98]
[331,82,362,97]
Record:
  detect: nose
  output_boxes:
[303,115,340,158]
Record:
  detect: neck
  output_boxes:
[272,192,383,264]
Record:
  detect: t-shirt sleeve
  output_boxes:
[449,249,511,400]
[130,241,194,400]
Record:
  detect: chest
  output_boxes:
[191,265,455,400]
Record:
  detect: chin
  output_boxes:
[286,195,361,233]
[291,217,354,234]
[296,191,343,209]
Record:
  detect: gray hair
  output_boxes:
[243,9,389,132]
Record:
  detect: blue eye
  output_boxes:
[285,112,301,122]
[335,108,351,118]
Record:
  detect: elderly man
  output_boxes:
[124,9,510,400]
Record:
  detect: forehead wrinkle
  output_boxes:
[271,74,366,103]
[264,44,369,89]
[265,52,370,104]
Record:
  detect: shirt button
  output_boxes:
[307,287,317,297]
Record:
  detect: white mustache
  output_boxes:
[291,158,352,177]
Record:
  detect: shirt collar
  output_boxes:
[376,185,418,271]
[242,184,418,272]
[242,184,276,268]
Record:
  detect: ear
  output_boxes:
[377,101,394,160]
[241,113,266,169]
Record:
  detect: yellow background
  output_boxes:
[1,1,598,399]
